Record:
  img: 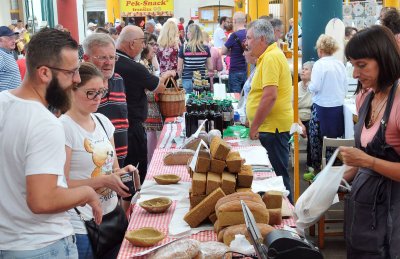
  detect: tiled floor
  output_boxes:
[289,138,346,259]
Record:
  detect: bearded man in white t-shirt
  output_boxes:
[0,28,102,258]
[213,16,229,48]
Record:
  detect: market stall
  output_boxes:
[118,117,295,258]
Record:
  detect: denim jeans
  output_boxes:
[75,234,93,259]
[228,71,247,93]
[0,235,78,259]
[182,79,193,93]
[259,130,293,204]
[75,234,120,259]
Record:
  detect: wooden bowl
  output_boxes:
[153,174,181,185]
[125,227,165,247]
[139,197,172,213]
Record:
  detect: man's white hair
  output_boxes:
[248,19,275,45]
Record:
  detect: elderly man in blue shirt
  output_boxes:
[0,26,21,91]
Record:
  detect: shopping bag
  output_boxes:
[294,148,347,231]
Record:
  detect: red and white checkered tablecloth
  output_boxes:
[118,117,296,258]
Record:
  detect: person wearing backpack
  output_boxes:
[221,12,247,93]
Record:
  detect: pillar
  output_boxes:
[301,0,343,63]
[384,0,399,9]
[57,0,79,42]
[248,0,269,21]
[106,0,120,25]
[0,0,11,26]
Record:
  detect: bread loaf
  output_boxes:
[182,137,201,151]
[221,172,236,195]
[192,172,207,195]
[206,172,221,195]
[268,208,282,225]
[262,191,283,209]
[163,149,195,165]
[222,224,275,246]
[195,152,211,173]
[215,191,262,211]
[217,200,269,227]
[210,137,231,160]
[149,238,200,259]
[236,187,252,193]
[209,212,217,224]
[226,151,244,173]
[237,165,253,188]
[184,188,225,228]
[217,227,227,242]
[210,159,226,173]
[190,193,206,208]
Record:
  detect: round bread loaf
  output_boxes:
[223,223,275,246]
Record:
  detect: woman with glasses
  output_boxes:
[60,63,140,258]
[140,36,163,164]
[157,19,180,74]
[144,32,160,76]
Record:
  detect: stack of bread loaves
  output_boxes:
[188,136,254,209]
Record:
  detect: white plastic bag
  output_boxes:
[294,149,347,231]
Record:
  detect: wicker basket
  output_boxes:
[159,77,186,117]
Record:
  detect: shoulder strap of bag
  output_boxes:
[94,114,108,139]
[232,32,244,52]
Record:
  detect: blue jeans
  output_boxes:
[75,234,93,259]
[0,235,78,259]
[259,130,293,204]
[228,71,247,93]
[75,234,120,259]
[182,79,193,93]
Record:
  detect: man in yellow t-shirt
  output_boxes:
[245,19,294,203]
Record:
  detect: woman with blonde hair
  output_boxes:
[157,19,180,74]
[178,24,212,93]
[308,34,348,173]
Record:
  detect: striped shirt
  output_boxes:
[0,48,21,92]
[178,45,211,80]
[97,73,129,167]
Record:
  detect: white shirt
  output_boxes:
[213,27,226,48]
[298,81,313,121]
[308,56,348,107]
[60,113,117,234]
[0,91,73,250]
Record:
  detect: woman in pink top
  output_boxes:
[340,25,400,258]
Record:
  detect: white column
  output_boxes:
[0,0,12,26]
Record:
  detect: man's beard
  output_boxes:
[45,77,73,114]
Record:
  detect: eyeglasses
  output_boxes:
[92,55,119,62]
[133,37,146,41]
[74,87,108,100]
[37,65,80,77]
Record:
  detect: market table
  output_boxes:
[118,118,295,258]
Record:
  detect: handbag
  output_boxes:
[74,205,128,258]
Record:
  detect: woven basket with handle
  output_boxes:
[159,77,186,117]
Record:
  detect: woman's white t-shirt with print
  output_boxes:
[60,113,117,234]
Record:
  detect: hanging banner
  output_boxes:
[120,0,174,17]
